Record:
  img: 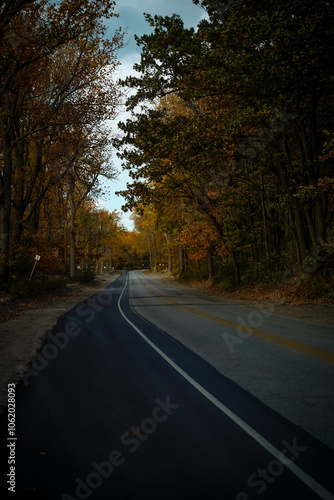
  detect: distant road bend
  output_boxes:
[2,270,334,499]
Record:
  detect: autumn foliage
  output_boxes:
[117,0,334,298]
[0,0,125,284]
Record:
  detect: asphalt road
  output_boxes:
[130,270,334,450]
[1,270,334,499]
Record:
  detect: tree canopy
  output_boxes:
[116,0,334,292]
[0,0,124,282]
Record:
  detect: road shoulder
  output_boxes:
[147,271,334,327]
[0,273,120,416]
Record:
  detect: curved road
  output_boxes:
[1,271,334,499]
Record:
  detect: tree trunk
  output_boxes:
[304,206,317,248]
[165,233,173,272]
[230,250,240,286]
[179,246,184,274]
[0,205,9,276]
[260,172,269,264]
[314,197,325,242]
[0,126,13,282]
[168,249,173,273]
[70,194,76,279]
[207,244,213,282]
[292,204,308,265]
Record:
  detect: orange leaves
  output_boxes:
[0,0,124,280]
[178,219,220,261]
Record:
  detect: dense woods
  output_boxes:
[0,0,129,287]
[117,0,334,298]
[1,0,333,300]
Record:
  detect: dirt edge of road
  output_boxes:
[0,273,120,417]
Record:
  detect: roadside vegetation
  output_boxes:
[0,0,125,288]
[116,0,334,302]
[1,0,333,304]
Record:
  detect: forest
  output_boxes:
[0,0,139,291]
[116,0,334,299]
[1,0,334,300]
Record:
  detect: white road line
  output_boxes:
[118,272,334,499]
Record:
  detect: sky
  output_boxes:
[99,0,206,230]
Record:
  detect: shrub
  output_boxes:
[212,262,237,292]
[75,269,95,283]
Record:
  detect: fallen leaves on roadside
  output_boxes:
[0,285,84,324]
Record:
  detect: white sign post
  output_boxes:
[29,255,41,281]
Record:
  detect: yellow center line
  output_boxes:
[137,273,334,365]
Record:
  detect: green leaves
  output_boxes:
[117,0,334,280]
